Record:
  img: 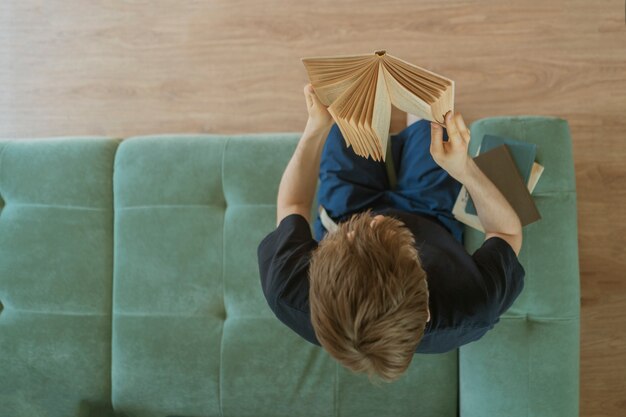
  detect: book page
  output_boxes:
[384,54,454,89]
[333,112,362,155]
[371,61,391,161]
[383,58,438,102]
[302,55,376,105]
[337,61,378,157]
[429,82,454,125]
[304,58,374,85]
[527,162,544,191]
[328,68,371,157]
[381,64,432,120]
[301,53,373,61]
[383,54,454,124]
[352,66,380,160]
[310,64,374,106]
[348,70,377,159]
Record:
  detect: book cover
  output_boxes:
[452,162,544,232]
[469,145,541,226]
[465,134,537,215]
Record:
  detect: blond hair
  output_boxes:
[309,209,429,385]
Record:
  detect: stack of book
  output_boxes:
[453,134,543,232]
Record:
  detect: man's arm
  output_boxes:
[277,122,331,226]
[458,159,522,254]
[276,84,333,227]
[430,111,523,255]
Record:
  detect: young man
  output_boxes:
[257,84,525,384]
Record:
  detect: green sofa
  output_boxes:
[0,116,579,417]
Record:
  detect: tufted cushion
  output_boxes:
[111,133,457,417]
[460,116,579,417]
[0,116,579,417]
[0,136,120,415]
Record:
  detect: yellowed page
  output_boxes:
[350,65,380,160]
[304,59,373,86]
[332,61,377,156]
[527,162,544,191]
[382,60,437,102]
[383,54,454,124]
[333,112,363,156]
[371,61,391,161]
[340,73,371,157]
[361,65,382,161]
[429,83,454,125]
[301,53,373,61]
[303,55,376,106]
[381,64,432,120]
[312,68,370,106]
[384,54,453,90]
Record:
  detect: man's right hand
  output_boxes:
[429,110,472,182]
[431,110,523,255]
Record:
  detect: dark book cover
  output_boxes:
[466,134,537,215]
[471,144,541,226]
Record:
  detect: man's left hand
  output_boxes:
[303,83,333,132]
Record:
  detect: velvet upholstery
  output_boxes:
[0,116,579,417]
[460,117,579,417]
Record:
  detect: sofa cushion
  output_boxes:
[111,133,458,417]
[112,135,227,415]
[0,136,120,416]
[460,116,579,417]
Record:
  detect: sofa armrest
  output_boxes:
[460,116,580,417]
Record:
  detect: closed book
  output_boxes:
[471,145,541,226]
[466,134,537,215]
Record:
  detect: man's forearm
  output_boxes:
[459,159,522,235]
[276,121,331,221]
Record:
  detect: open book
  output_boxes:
[301,50,454,161]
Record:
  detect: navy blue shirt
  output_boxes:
[257,208,525,354]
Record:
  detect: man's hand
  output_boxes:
[275,85,333,226]
[429,111,471,182]
[303,83,333,133]
[431,110,523,254]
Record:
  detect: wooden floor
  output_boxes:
[1,1,624,415]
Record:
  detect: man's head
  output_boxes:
[308,209,430,385]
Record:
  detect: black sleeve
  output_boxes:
[257,214,321,346]
[471,236,525,320]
